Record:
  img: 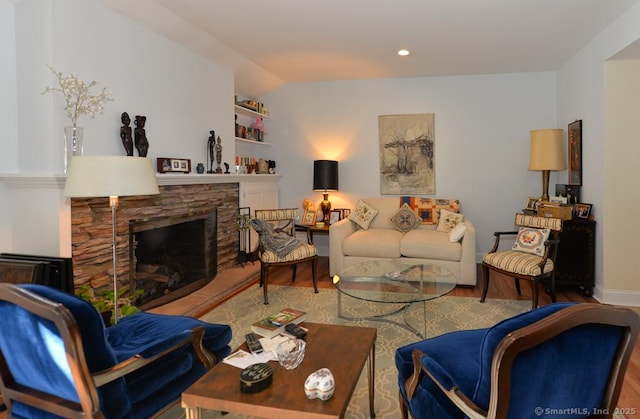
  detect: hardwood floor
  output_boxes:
[266,256,640,410]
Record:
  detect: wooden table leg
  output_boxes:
[368,341,376,418]
[184,406,201,419]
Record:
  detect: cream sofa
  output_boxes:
[329,197,477,285]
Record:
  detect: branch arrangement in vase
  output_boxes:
[42,65,114,127]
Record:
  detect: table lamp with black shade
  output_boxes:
[64,156,159,323]
[313,160,339,225]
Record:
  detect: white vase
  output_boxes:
[64,125,84,173]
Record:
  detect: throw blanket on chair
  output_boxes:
[251,218,304,258]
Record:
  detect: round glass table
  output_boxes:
[333,260,457,337]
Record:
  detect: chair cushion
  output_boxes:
[483,250,554,275]
[396,328,487,418]
[511,226,550,256]
[18,285,131,419]
[260,242,317,263]
[389,203,422,233]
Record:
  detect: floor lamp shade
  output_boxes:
[64,156,160,198]
[313,160,339,191]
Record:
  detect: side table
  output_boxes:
[554,219,596,296]
[295,223,330,242]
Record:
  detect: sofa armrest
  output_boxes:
[458,220,477,285]
[329,218,356,276]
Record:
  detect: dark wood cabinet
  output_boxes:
[554,219,596,296]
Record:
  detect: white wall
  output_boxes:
[0,0,236,255]
[603,60,640,301]
[557,1,640,304]
[264,73,558,258]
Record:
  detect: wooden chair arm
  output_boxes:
[536,238,560,269]
[487,231,519,254]
[408,349,488,419]
[92,326,215,387]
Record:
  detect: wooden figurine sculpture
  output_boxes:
[134,115,149,157]
[119,112,134,156]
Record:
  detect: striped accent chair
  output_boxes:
[481,213,563,309]
[253,209,318,304]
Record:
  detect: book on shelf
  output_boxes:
[251,308,306,338]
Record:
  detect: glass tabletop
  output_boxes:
[333,260,456,304]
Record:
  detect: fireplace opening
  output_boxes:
[129,209,217,310]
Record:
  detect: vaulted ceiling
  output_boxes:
[101,0,639,97]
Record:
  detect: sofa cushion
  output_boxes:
[400,230,462,261]
[348,199,379,230]
[343,229,403,258]
[389,203,422,233]
[436,208,465,232]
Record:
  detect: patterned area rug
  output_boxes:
[162,285,530,419]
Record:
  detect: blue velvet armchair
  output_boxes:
[395,303,639,419]
[0,283,232,418]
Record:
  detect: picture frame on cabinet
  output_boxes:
[301,210,317,226]
[329,210,341,225]
[525,197,539,211]
[334,208,351,220]
[574,203,592,220]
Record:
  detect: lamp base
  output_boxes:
[320,193,331,225]
[539,170,551,202]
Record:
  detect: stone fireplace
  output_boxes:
[70,183,239,307]
[129,208,217,309]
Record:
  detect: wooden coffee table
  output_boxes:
[182,322,377,419]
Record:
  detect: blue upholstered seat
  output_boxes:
[395,302,639,419]
[0,284,232,419]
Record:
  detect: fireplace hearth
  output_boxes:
[129,209,217,309]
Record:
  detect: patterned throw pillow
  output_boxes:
[389,203,422,233]
[448,223,466,242]
[436,208,465,232]
[399,197,461,224]
[348,200,379,230]
[512,227,550,256]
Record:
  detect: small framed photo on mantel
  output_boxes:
[157,157,191,174]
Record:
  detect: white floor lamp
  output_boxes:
[64,156,159,323]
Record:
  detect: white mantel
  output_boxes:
[0,173,281,257]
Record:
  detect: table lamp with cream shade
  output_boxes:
[528,129,565,202]
[64,156,159,323]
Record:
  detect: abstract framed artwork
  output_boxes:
[379,113,435,195]
[568,120,582,186]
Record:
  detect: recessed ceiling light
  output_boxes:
[398,49,410,56]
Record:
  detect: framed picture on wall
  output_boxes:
[568,120,582,185]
